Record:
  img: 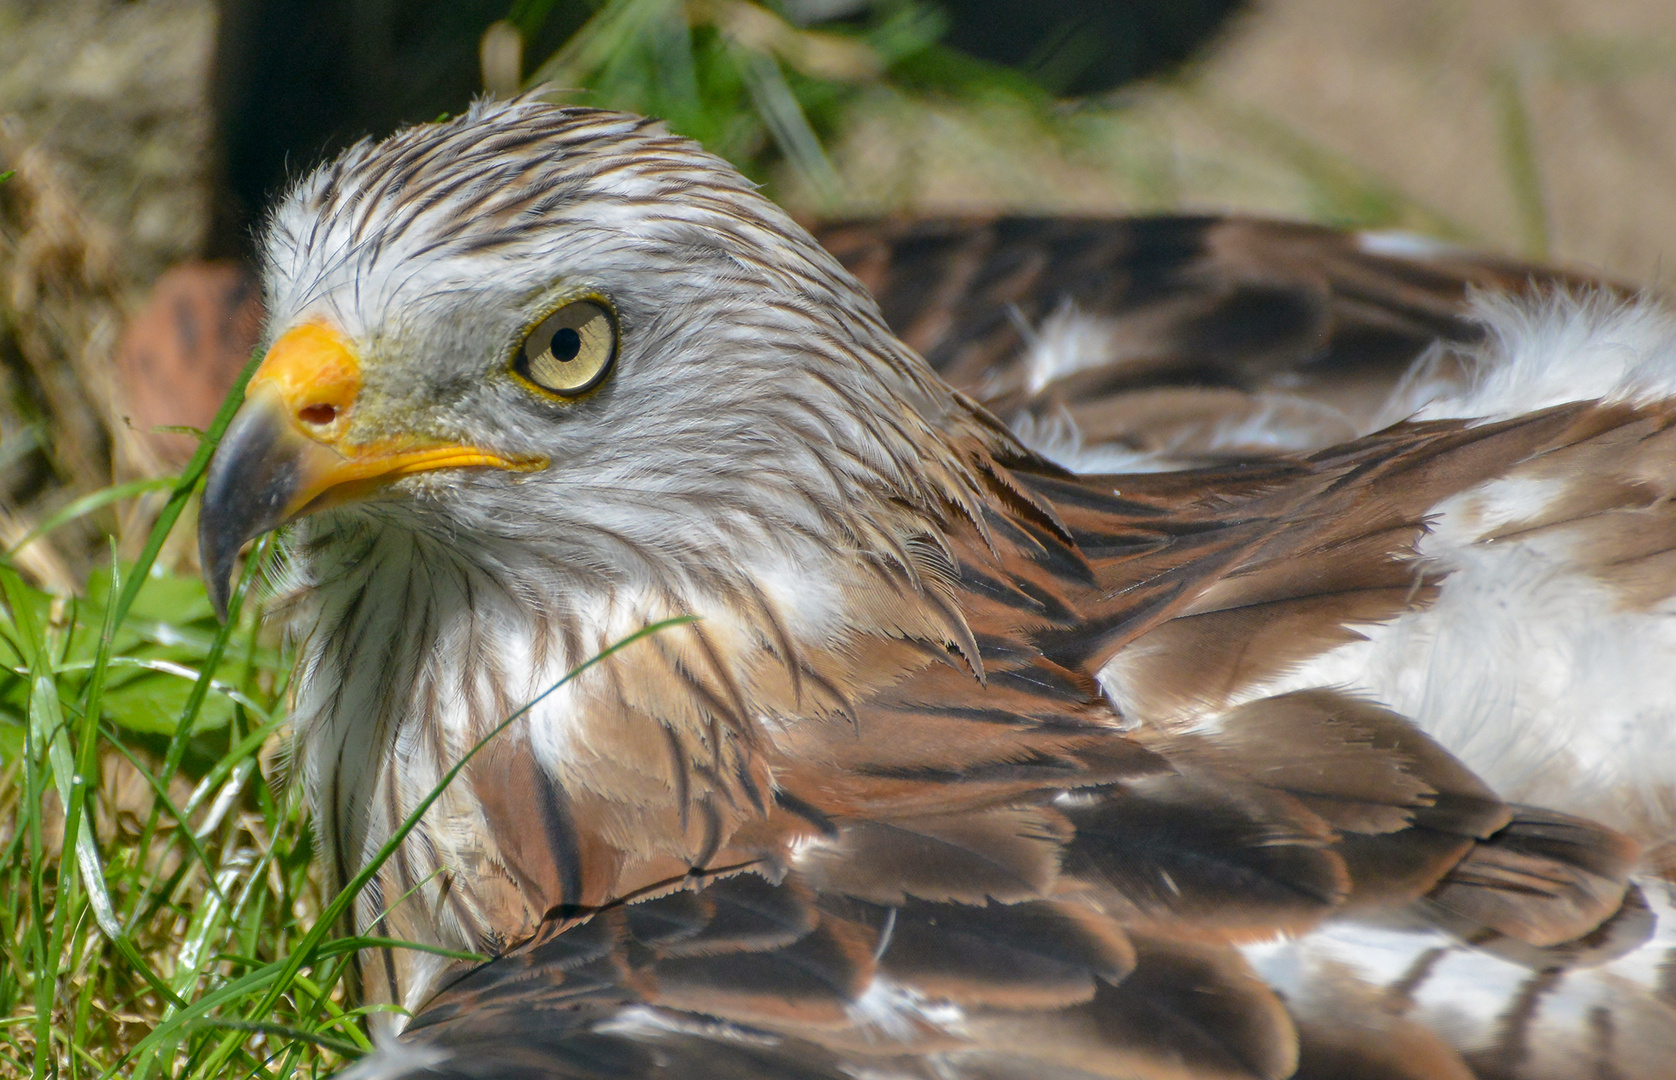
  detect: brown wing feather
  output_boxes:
[334,216,1675,1079]
[816,214,1625,462]
[372,391,1675,1080]
[1423,807,1644,950]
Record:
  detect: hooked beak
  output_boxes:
[198,322,543,619]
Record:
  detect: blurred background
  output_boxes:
[3,4,1676,1072]
[2,0,1675,585]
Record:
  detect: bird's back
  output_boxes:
[192,103,1676,1080]
[364,271,1676,1080]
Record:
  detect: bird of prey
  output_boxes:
[198,97,1676,1080]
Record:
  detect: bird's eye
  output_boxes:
[515,299,616,396]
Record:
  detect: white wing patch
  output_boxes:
[1021,303,1133,394]
[336,1035,450,1080]
[845,977,969,1043]
[1009,411,1189,474]
[1098,292,1676,838]
[1379,290,1676,426]
[1253,484,1676,837]
[1356,229,1463,260]
[1284,294,1676,836]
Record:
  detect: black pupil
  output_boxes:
[550,326,582,363]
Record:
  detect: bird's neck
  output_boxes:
[282,496,983,1011]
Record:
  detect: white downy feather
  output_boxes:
[1101,292,1676,839]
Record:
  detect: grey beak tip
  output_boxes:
[204,540,234,624]
[198,399,302,624]
[199,460,249,624]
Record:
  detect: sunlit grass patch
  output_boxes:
[0,366,691,1076]
[0,372,363,1080]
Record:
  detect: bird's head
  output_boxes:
[200,98,997,619]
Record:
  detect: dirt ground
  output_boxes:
[1195,0,1676,282]
[0,0,215,282]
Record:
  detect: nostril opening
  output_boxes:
[298,403,338,426]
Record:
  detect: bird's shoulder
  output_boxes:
[373,397,1676,1080]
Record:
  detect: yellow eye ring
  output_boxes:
[514,298,616,397]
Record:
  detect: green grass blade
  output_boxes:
[51,657,278,723]
[121,539,268,929]
[8,478,176,555]
[109,349,261,634]
[735,47,842,201]
[525,0,671,89]
[35,668,187,1009]
[187,1020,365,1059]
[27,646,60,1080]
[131,854,251,1080]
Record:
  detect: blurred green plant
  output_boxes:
[503,0,1051,201]
[493,0,1517,240]
[0,365,336,1080]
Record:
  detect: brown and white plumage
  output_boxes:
[197,97,1676,1080]
[815,213,1626,468]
